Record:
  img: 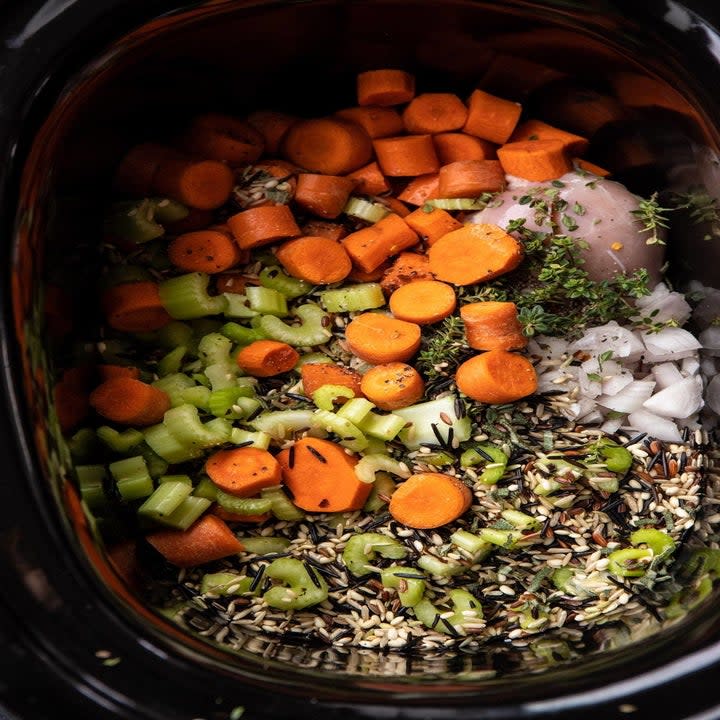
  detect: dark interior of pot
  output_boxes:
[11,0,720,704]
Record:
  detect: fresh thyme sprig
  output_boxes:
[670,187,720,241]
[630,191,672,245]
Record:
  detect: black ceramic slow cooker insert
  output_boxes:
[3,1,720,718]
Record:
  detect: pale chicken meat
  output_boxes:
[469,170,665,284]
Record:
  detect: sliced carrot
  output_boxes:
[167,230,244,273]
[294,173,357,219]
[509,118,589,157]
[346,161,390,196]
[301,219,348,242]
[373,135,440,177]
[98,364,142,381]
[360,362,425,410]
[281,117,373,175]
[342,213,419,273]
[54,366,91,432]
[227,204,301,250]
[101,280,172,333]
[376,195,411,218]
[357,69,415,106]
[89,376,171,426]
[145,515,244,568]
[205,446,282,497]
[275,235,352,284]
[573,157,611,178]
[404,206,462,246]
[389,473,472,529]
[182,112,265,165]
[348,260,391,283]
[276,437,370,512]
[301,362,364,398]
[344,312,421,365]
[152,157,234,210]
[437,159,506,197]
[379,251,435,295]
[433,132,497,164]
[389,279,457,325]
[497,139,572,182]
[335,105,405,138]
[460,301,528,351]
[402,93,468,134]
[113,142,181,196]
[396,173,440,206]
[463,88,522,144]
[455,349,537,404]
[246,110,299,154]
[236,340,300,378]
[427,223,524,286]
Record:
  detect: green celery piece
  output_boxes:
[246,285,288,317]
[221,321,264,346]
[251,409,316,439]
[230,428,271,449]
[239,536,291,555]
[380,565,425,607]
[158,272,228,319]
[152,373,196,407]
[180,384,211,411]
[155,321,194,349]
[159,496,211,530]
[630,528,676,557]
[157,345,187,376]
[109,455,153,501]
[312,409,368,451]
[416,554,464,577]
[319,283,385,313]
[263,557,328,610]
[198,332,234,366]
[216,489,273,516]
[158,474,192,485]
[68,428,101,462]
[460,443,508,484]
[258,265,312,299]
[96,426,144,454]
[393,395,471,449]
[607,547,653,578]
[76,465,107,511]
[162,404,232,452]
[551,567,574,591]
[222,293,258,320]
[336,397,375,426]
[204,361,241,391]
[104,199,164,244]
[261,486,305,521]
[343,197,390,223]
[342,532,407,576]
[149,197,188,224]
[363,472,396,512]
[138,480,192,522]
[258,303,332,347]
[449,529,494,560]
[311,384,355,411]
[192,476,218,500]
[501,509,541,531]
[354,453,410,485]
[357,410,407,441]
[200,572,254,596]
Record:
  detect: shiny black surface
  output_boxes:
[3,1,720,718]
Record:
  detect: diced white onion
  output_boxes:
[642,376,704,419]
[597,379,656,413]
[627,409,683,443]
[651,362,684,390]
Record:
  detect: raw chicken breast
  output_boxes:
[469,170,665,283]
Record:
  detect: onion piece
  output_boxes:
[642,376,704,419]
[651,362,684,390]
[627,409,682,443]
[597,379,656,413]
[641,327,702,362]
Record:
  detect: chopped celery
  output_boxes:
[450,529,493,560]
[159,496,211,530]
[222,293,258,319]
[200,572,253,596]
[155,321,194,349]
[208,386,256,419]
[478,527,524,549]
[295,352,332,368]
[192,476,218,500]
[261,486,305,521]
[424,197,488,211]
[240,536,292,555]
[162,404,232,451]
[230,428,271,449]
[246,285,288,317]
[343,197,390,223]
[158,272,228,319]
[258,303,332,347]
[138,443,170,479]
[76,465,107,511]
[198,332,234,366]
[417,554,465,577]
[258,265,312,299]
[460,443,508,484]
[311,384,355,411]
[417,588,485,635]
[180,384,211,411]
[204,361,240,391]
[251,409,316,439]
[221,321,265,346]
[630,528,676,557]
[216,489,273,516]
[381,565,425,607]
[68,428,100,462]
[357,410,407,441]
[263,557,328,610]
[420,450,455,466]
[157,345,187,376]
[501,509,541,531]
[393,395,471,449]
[138,480,192,522]
[342,532,407,576]
[104,199,164,244]
[109,455,153,501]
[158,474,193,485]
[607,547,653,578]
[312,409,368,451]
[354,454,410,484]
[152,373,196,407]
[149,197,189,224]
[96,426,144,454]
[336,397,375,426]
[363,472,396,512]
[319,283,385,313]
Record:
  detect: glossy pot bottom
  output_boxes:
[3,1,720,718]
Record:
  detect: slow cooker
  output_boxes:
[3,1,720,718]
